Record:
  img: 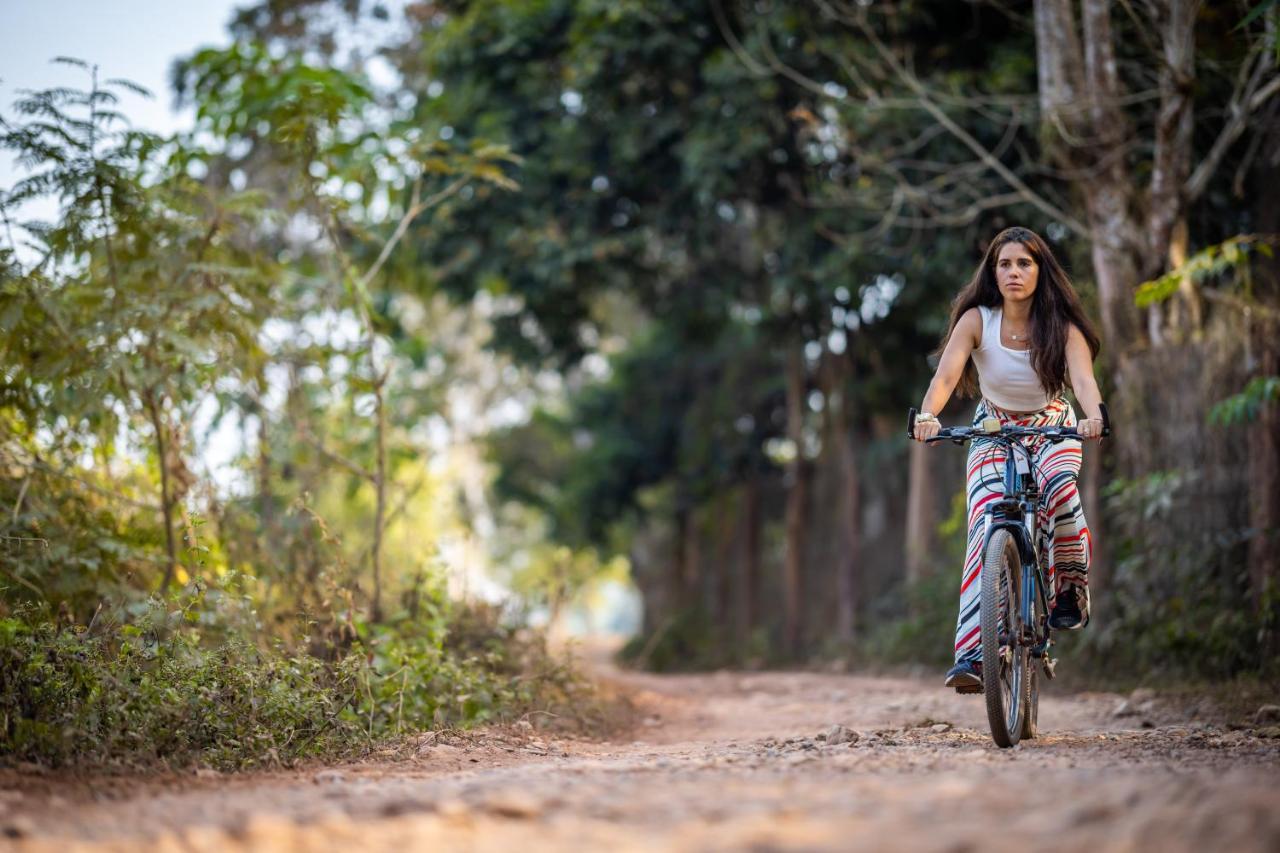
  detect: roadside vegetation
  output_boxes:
[2,2,1278,771]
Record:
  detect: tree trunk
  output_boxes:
[1249,128,1280,631]
[684,502,702,596]
[1081,437,1105,590]
[904,439,934,590]
[1248,331,1280,619]
[371,372,388,622]
[145,392,178,593]
[714,490,735,628]
[257,406,273,535]
[827,352,860,642]
[673,504,690,615]
[742,472,761,645]
[1082,185,1143,350]
[782,337,808,657]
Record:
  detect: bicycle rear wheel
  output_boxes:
[981,528,1027,748]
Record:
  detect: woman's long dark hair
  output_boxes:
[940,226,1101,399]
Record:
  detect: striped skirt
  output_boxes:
[954,396,1091,663]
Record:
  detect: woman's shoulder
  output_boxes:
[957,306,986,349]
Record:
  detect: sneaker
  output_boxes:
[1048,589,1083,630]
[944,659,983,693]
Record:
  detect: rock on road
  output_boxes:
[5,668,1280,852]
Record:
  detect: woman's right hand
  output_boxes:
[912,418,941,442]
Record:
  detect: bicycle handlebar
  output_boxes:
[907,403,1111,443]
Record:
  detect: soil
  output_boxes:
[3,664,1280,852]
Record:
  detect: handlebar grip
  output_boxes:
[1099,402,1111,437]
[907,407,917,439]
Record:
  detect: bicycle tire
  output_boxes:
[981,529,1026,747]
[1019,562,1044,741]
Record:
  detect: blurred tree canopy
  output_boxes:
[3,0,1278,684]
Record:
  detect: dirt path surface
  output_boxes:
[5,668,1280,852]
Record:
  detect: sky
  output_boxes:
[1,1,250,487]
[0,0,242,200]
[0,0,241,134]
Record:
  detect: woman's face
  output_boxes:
[994,241,1039,305]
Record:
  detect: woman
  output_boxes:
[911,226,1105,692]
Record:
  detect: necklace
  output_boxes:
[1005,318,1030,342]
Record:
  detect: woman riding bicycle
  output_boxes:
[911,226,1105,692]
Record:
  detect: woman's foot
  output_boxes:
[1049,588,1083,630]
[944,659,983,693]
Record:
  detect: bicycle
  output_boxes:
[906,403,1111,748]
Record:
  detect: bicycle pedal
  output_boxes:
[1043,657,1057,680]
[954,684,983,695]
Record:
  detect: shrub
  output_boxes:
[0,592,601,769]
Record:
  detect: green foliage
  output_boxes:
[854,578,958,671]
[0,585,596,769]
[617,607,747,672]
[848,488,967,669]
[1135,235,1272,307]
[0,50,595,770]
[1209,375,1280,425]
[1068,471,1273,679]
[0,607,356,769]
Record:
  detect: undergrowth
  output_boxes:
[0,585,602,771]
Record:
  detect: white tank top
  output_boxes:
[971,305,1050,412]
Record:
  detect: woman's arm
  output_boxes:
[913,308,981,440]
[1066,324,1105,439]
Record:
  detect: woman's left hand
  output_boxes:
[1078,417,1104,440]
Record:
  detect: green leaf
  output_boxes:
[1209,376,1280,425]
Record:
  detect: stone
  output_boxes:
[1113,700,1137,717]
[380,798,430,817]
[823,724,858,745]
[1,816,34,839]
[930,723,951,734]
[1254,704,1280,725]
[484,792,543,819]
[312,769,347,784]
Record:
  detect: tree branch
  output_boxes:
[355,174,470,293]
[1185,38,1280,202]
[301,431,373,482]
[851,12,1091,238]
[0,450,162,512]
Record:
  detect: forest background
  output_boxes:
[1,0,1278,769]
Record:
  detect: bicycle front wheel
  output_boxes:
[981,528,1027,748]
[1019,559,1045,741]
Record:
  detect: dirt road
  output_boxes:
[5,667,1280,852]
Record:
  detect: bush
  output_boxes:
[0,614,355,769]
[0,590,601,770]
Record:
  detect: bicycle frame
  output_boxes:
[974,435,1052,657]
